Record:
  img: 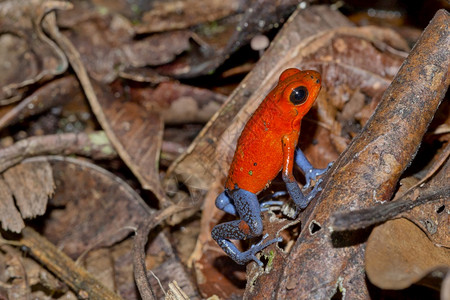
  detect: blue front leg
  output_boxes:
[212,188,282,266]
[283,176,322,217]
[295,148,332,189]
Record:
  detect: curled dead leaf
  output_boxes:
[37,155,152,259]
[365,218,450,290]
[0,0,71,103]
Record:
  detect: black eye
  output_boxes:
[289,86,308,105]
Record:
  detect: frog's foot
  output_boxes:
[292,178,324,218]
[303,162,333,190]
[244,234,283,266]
[259,191,287,212]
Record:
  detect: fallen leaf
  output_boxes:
[0,76,81,131]
[0,160,54,232]
[56,2,192,83]
[130,81,227,125]
[32,156,152,259]
[47,18,171,206]
[134,0,240,34]
[0,0,71,104]
[365,218,450,290]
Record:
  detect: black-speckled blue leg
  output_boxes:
[211,188,282,266]
[284,177,323,217]
[295,148,332,189]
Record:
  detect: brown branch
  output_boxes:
[0,131,116,173]
[331,142,450,231]
[330,185,450,231]
[19,227,122,300]
[249,9,450,299]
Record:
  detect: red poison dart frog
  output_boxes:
[212,68,331,266]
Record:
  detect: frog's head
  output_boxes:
[276,68,322,120]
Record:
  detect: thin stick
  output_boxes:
[19,227,122,300]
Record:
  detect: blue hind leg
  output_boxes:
[215,191,237,216]
[212,188,282,266]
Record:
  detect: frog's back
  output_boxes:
[225,95,292,193]
[225,68,321,193]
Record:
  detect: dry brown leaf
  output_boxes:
[45,14,171,206]
[135,0,240,34]
[84,248,116,293]
[131,81,227,125]
[365,218,450,290]
[32,156,152,259]
[53,1,193,83]
[0,161,54,232]
[0,131,116,234]
[3,161,53,218]
[93,82,167,203]
[0,76,81,131]
[59,12,191,83]
[0,179,24,232]
[0,0,71,104]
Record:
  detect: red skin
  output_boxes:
[225,68,322,193]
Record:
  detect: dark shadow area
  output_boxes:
[330,226,374,248]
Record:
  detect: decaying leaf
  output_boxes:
[131,81,227,125]
[0,160,54,233]
[45,14,171,206]
[365,218,450,290]
[0,75,81,131]
[134,0,240,34]
[0,0,71,104]
[0,179,24,232]
[0,131,117,234]
[32,156,152,259]
[57,6,192,83]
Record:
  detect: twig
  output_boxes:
[330,185,450,231]
[133,205,187,300]
[0,131,116,173]
[331,143,450,231]
[19,227,122,300]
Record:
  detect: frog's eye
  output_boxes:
[289,86,308,105]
